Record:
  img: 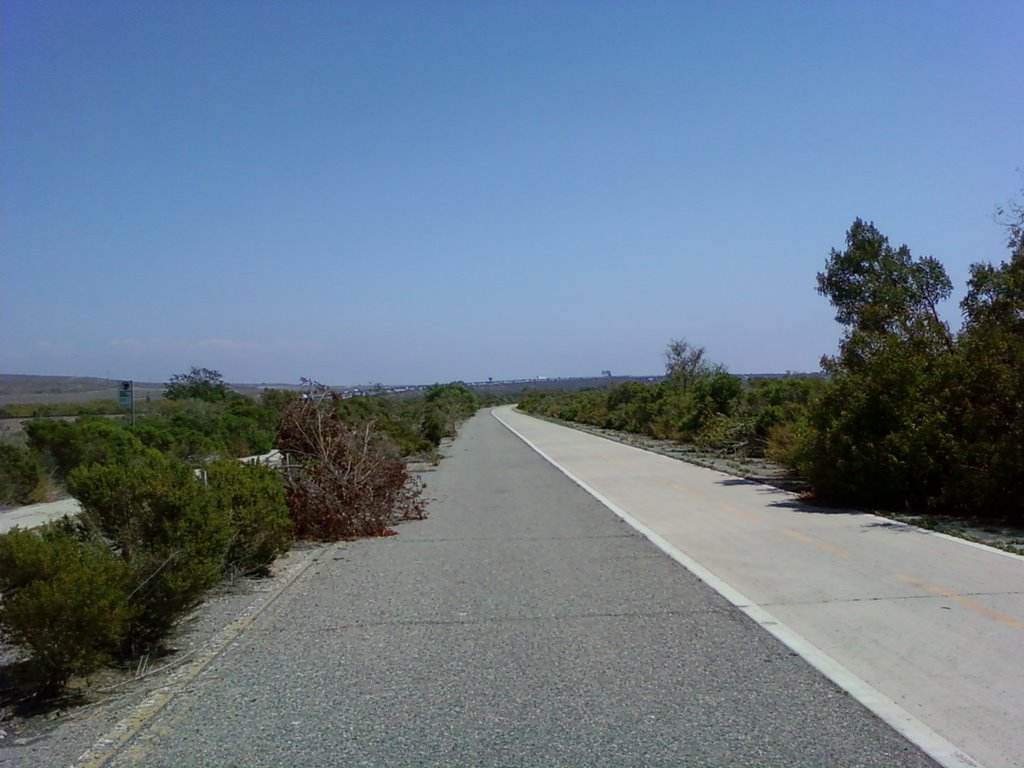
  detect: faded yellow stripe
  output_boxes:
[669,481,703,499]
[717,500,761,522]
[782,528,850,558]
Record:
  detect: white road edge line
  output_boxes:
[493,408,983,768]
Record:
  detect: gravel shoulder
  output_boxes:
[0,450,449,765]
[0,543,330,767]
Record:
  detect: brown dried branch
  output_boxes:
[277,381,426,540]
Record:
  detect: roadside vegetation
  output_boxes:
[522,187,1024,525]
[520,345,823,467]
[0,371,479,707]
[0,401,121,419]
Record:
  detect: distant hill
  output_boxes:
[0,371,824,406]
[0,374,272,406]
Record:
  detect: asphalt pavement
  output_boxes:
[494,406,1024,768]
[43,409,945,768]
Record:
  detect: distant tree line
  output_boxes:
[519,344,823,462]
[521,188,1024,524]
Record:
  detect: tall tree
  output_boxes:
[817,218,954,370]
[664,338,723,389]
[164,367,231,402]
[796,220,957,508]
[946,192,1024,519]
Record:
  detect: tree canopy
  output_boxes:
[164,367,232,402]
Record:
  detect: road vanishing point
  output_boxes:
[6,407,1023,767]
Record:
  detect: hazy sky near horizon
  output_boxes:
[2,1,1021,385]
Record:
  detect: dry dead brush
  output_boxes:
[277,384,425,540]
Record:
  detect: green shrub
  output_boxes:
[206,459,292,575]
[764,418,804,467]
[25,418,143,478]
[693,413,746,452]
[419,410,447,447]
[68,451,232,650]
[0,401,119,419]
[0,527,133,693]
[0,444,41,505]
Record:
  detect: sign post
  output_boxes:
[118,380,135,425]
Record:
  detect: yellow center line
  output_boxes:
[782,528,850,558]
[668,481,704,499]
[900,575,1024,630]
[716,500,761,522]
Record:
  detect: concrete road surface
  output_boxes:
[0,498,80,534]
[494,406,1024,768]
[12,409,948,768]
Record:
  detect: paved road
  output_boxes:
[49,409,940,768]
[0,498,80,534]
[494,406,1024,768]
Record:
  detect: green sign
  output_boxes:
[118,380,133,410]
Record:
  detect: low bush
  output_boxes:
[0,401,119,419]
[68,450,232,651]
[0,526,133,694]
[0,444,41,505]
[24,418,144,478]
[206,459,292,575]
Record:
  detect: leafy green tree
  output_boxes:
[796,219,957,508]
[942,195,1024,519]
[164,366,232,402]
[817,218,953,367]
[664,338,725,390]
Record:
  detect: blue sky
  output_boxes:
[2,1,1021,385]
